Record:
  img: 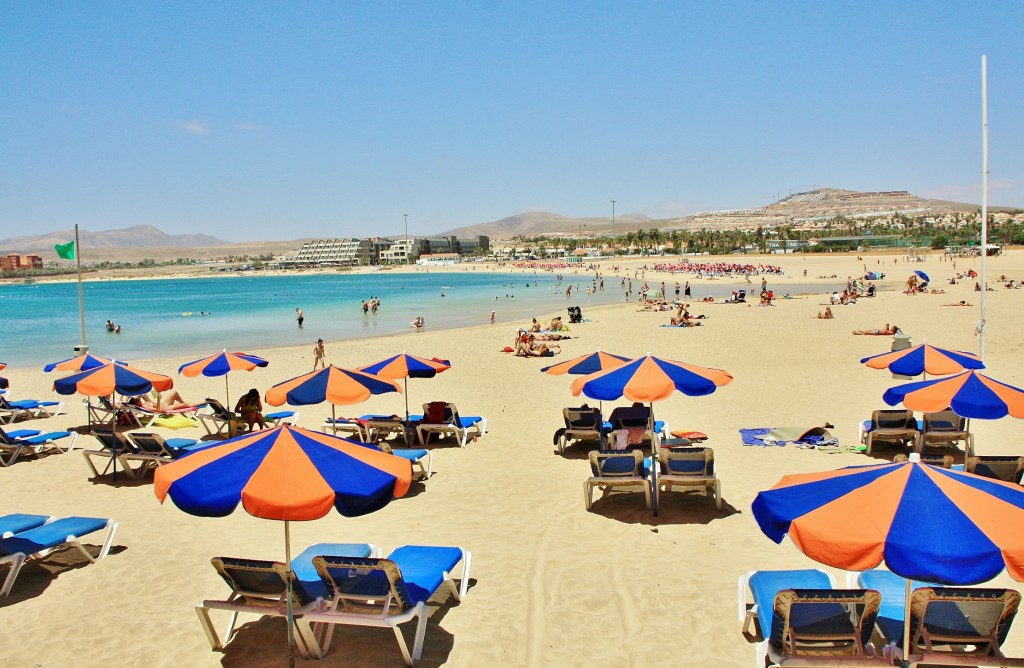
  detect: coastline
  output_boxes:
[1,249,1021,666]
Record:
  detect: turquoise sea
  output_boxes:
[0,269,833,369]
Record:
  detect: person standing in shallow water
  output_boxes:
[296,307,304,327]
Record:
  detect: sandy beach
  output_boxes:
[2,249,1022,667]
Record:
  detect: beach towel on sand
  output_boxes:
[741,426,836,447]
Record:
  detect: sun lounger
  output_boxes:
[81,430,138,479]
[196,542,379,656]
[321,416,369,440]
[656,446,722,511]
[845,568,940,648]
[415,402,486,448]
[120,432,209,477]
[966,455,1024,483]
[919,409,974,457]
[888,587,1024,667]
[607,405,669,449]
[362,415,415,446]
[0,395,63,422]
[0,513,52,539]
[197,398,239,438]
[376,442,432,481]
[298,545,472,666]
[123,402,204,428]
[556,406,606,454]
[738,569,837,638]
[0,426,78,466]
[0,516,118,597]
[893,452,954,468]
[584,450,652,510]
[861,409,921,455]
[759,588,885,667]
[264,410,300,427]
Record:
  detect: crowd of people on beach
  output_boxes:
[650,261,784,277]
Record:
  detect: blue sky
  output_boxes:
[2,1,1021,242]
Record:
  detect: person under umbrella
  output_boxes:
[178,350,269,412]
[357,352,450,420]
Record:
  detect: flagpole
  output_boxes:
[75,224,87,347]
[979,55,988,361]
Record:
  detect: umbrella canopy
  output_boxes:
[178,350,269,408]
[913,270,930,283]
[266,365,401,408]
[883,370,1024,419]
[53,362,173,398]
[861,344,984,378]
[154,425,412,518]
[570,354,733,401]
[358,353,450,418]
[540,349,630,376]
[43,353,123,373]
[752,459,1024,585]
[154,424,412,660]
[0,362,6,372]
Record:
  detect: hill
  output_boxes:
[440,211,651,238]
[0,225,227,253]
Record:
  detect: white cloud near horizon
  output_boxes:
[173,120,210,135]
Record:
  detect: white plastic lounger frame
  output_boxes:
[0,517,118,597]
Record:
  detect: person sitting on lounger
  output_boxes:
[852,323,899,336]
[234,388,266,430]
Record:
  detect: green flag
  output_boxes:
[55,241,76,260]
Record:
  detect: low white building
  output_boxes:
[417,253,461,266]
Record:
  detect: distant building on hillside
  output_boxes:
[1,254,43,270]
[294,238,374,266]
[294,234,489,266]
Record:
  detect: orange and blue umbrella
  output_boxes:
[752,458,1024,659]
[43,353,124,373]
[266,365,401,427]
[358,352,450,418]
[913,270,930,284]
[570,354,733,402]
[540,349,630,376]
[178,350,269,409]
[154,424,412,657]
[53,362,173,398]
[861,343,983,379]
[883,370,1024,419]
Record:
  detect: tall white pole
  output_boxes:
[403,213,409,264]
[611,199,616,246]
[75,224,87,347]
[979,55,989,360]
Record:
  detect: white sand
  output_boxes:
[1,249,1022,667]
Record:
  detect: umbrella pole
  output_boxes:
[404,377,409,421]
[650,402,659,517]
[902,576,911,667]
[285,519,297,668]
[225,376,231,415]
[110,395,119,483]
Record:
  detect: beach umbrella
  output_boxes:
[571,354,733,514]
[913,270,929,283]
[154,424,412,664]
[540,349,630,376]
[43,353,123,373]
[883,369,1024,420]
[751,455,1024,661]
[178,350,269,409]
[0,362,6,372]
[53,362,174,480]
[265,365,401,427]
[860,343,984,380]
[357,352,450,419]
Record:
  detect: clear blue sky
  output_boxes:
[2,1,1021,242]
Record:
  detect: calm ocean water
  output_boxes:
[0,269,834,369]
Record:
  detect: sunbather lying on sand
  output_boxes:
[852,323,899,336]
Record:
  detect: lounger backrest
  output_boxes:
[966,456,1024,483]
[611,406,650,429]
[127,432,170,456]
[771,588,880,656]
[872,409,916,430]
[313,556,413,614]
[91,429,134,452]
[0,427,16,446]
[589,450,643,478]
[660,447,713,476]
[894,453,954,468]
[908,587,1021,654]
[205,398,233,420]
[423,402,452,425]
[924,410,966,433]
[211,556,316,607]
[564,407,601,430]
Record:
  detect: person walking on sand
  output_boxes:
[312,338,325,370]
[296,307,304,326]
[490,310,496,325]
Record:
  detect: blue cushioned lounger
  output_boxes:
[738,569,836,638]
[0,516,118,596]
[853,569,937,647]
[0,513,51,538]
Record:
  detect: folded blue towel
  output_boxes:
[740,427,779,446]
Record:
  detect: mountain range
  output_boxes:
[0,225,226,252]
